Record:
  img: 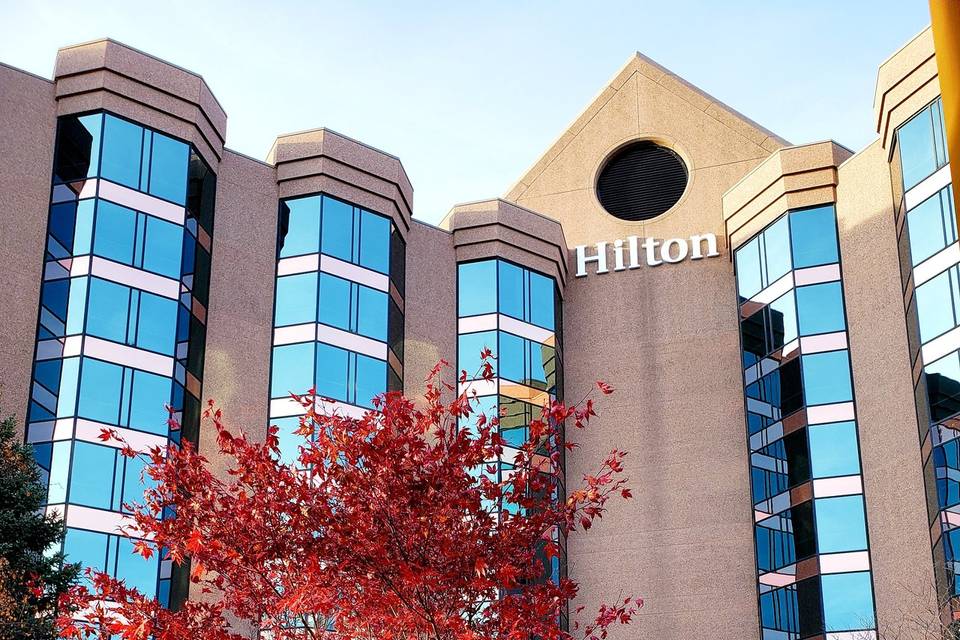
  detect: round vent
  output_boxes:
[596,141,688,221]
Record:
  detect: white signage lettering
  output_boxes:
[575,233,721,277]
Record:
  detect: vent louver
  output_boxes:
[597,142,688,221]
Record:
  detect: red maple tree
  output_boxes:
[58,358,641,640]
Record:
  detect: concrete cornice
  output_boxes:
[269,128,413,238]
[53,39,226,167]
[722,141,852,250]
[444,198,568,292]
[873,26,940,157]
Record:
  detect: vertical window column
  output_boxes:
[735,206,877,639]
[894,97,960,605]
[269,194,404,464]
[456,259,564,584]
[28,112,216,607]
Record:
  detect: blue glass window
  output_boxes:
[63,528,108,576]
[499,332,525,383]
[735,237,762,299]
[790,206,838,269]
[318,273,352,330]
[801,351,852,405]
[93,201,136,264]
[355,354,386,409]
[86,277,129,343]
[148,133,188,204]
[142,216,183,278]
[78,358,123,424]
[279,196,321,258]
[768,291,797,348]
[820,572,875,631]
[796,282,845,335]
[69,442,114,509]
[529,272,556,330]
[100,115,143,189]
[916,268,959,343]
[321,197,353,262]
[458,261,497,317]
[359,210,390,273]
[275,272,318,327]
[357,287,387,341]
[808,421,861,478]
[136,293,177,355]
[272,416,305,466]
[907,187,957,266]
[315,343,349,401]
[129,371,171,434]
[271,343,315,398]
[115,536,158,598]
[459,331,497,379]
[815,495,868,553]
[764,216,792,284]
[499,261,524,320]
[898,97,949,190]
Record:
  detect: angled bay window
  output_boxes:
[269,193,404,463]
[734,205,876,640]
[895,95,960,604]
[27,111,216,608]
[456,258,564,588]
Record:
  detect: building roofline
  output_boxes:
[0,60,53,84]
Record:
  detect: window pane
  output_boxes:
[899,105,937,190]
[318,273,351,330]
[279,196,320,258]
[115,536,158,598]
[499,261,524,321]
[271,342,315,399]
[359,211,390,273]
[86,277,129,343]
[136,293,178,355]
[321,196,353,261]
[315,343,348,401]
[764,216,792,284]
[458,261,497,316]
[142,216,183,279]
[55,113,102,183]
[529,272,555,330]
[69,442,114,509]
[801,351,852,406]
[815,495,868,553]
[78,358,123,424]
[790,206,838,269]
[129,371,171,434]
[796,282,845,336]
[271,416,305,466]
[148,133,188,204]
[907,191,949,265]
[121,454,156,511]
[63,528,108,576]
[529,341,556,391]
[916,270,957,343]
[808,421,861,478]
[768,292,797,349]
[100,115,142,189]
[93,201,136,265]
[926,351,960,422]
[735,237,762,299]
[820,572,875,631]
[357,286,387,341]
[355,354,385,409]
[499,332,525,383]
[275,272,318,327]
[458,331,497,379]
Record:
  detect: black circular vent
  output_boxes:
[596,141,688,221]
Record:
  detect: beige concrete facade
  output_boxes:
[0,25,955,640]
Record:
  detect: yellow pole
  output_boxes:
[930,0,960,226]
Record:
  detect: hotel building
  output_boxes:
[1,23,958,640]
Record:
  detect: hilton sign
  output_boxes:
[575,233,721,277]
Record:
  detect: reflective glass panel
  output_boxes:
[321,197,353,261]
[318,273,351,330]
[458,261,497,317]
[69,442,113,509]
[796,282,845,336]
[275,272,318,327]
[315,343,348,401]
[279,196,320,258]
[359,210,390,273]
[93,201,136,265]
[801,351,852,406]
[142,216,183,279]
[820,572,875,631]
[764,216,792,285]
[271,343,315,398]
[148,133,188,204]
[355,354,386,409]
[808,421,861,478]
[815,495,867,553]
[735,237,762,299]
[790,206,838,269]
[100,115,142,189]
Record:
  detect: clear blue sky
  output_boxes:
[0,1,932,224]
